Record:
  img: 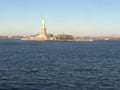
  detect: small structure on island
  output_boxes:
[21,17,55,41]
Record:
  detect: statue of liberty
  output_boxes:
[41,17,45,29]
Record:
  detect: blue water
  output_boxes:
[0,40,120,90]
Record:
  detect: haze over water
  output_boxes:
[0,40,120,90]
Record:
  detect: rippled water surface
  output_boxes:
[0,40,120,90]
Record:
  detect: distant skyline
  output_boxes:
[0,0,120,36]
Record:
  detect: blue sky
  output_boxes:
[0,0,120,36]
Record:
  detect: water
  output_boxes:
[0,40,120,90]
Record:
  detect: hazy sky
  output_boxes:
[0,0,120,36]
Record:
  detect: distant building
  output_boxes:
[56,34,74,40]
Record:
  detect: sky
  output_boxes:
[0,0,120,36]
